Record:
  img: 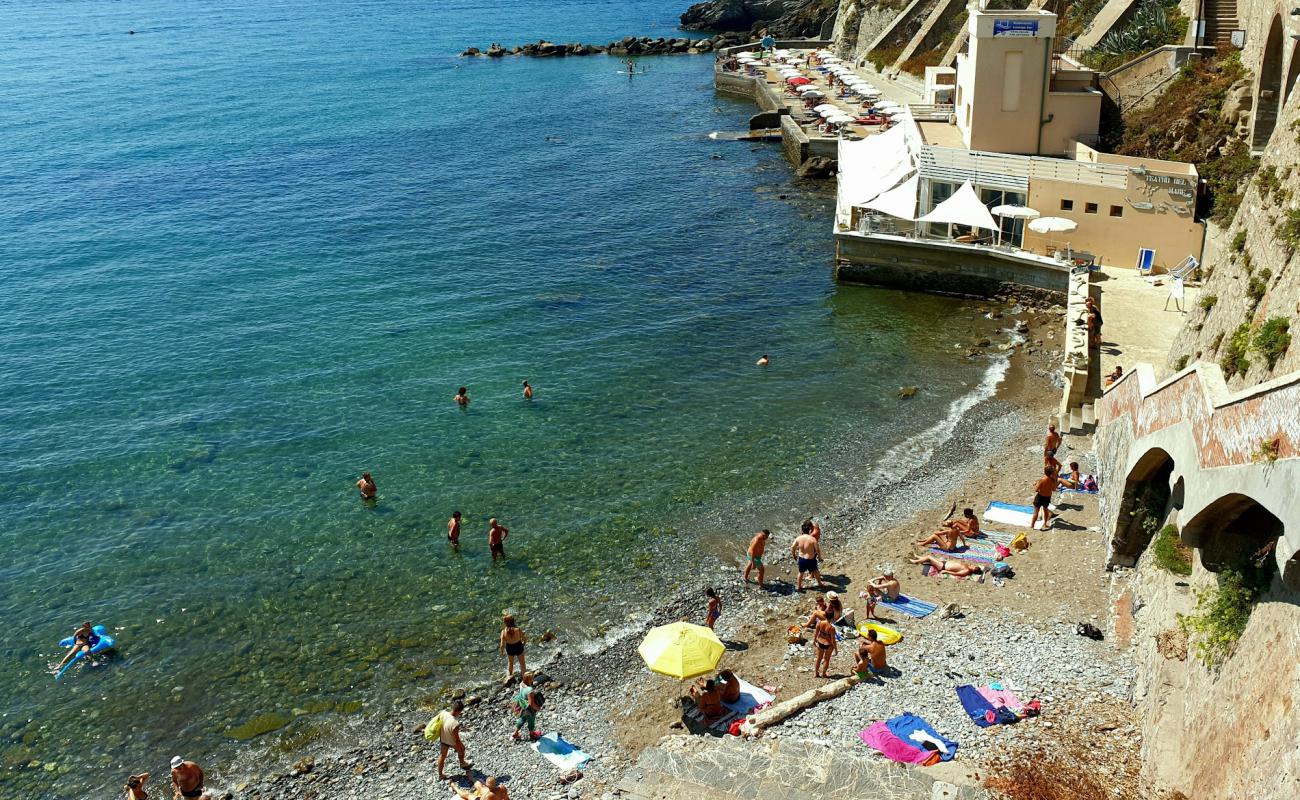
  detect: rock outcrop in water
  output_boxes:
[460,33,753,58]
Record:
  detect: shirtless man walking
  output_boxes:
[488,518,509,559]
[791,529,826,591]
[744,529,770,588]
[1044,423,1062,461]
[447,511,462,549]
[1030,467,1056,530]
[169,757,204,800]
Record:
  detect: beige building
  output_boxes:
[834,5,1206,277]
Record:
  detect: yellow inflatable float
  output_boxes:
[856,621,902,645]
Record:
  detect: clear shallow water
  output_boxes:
[0,1,1005,795]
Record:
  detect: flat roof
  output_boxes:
[917,120,965,149]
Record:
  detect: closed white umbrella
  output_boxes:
[991,205,1040,220]
[1029,216,1077,233]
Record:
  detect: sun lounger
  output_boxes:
[1136,247,1155,276]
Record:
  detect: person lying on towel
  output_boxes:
[909,553,983,578]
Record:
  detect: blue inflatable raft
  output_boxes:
[55,624,115,680]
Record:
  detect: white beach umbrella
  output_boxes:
[819,107,839,118]
[828,114,856,124]
[991,205,1040,220]
[774,49,791,56]
[1029,216,1077,233]
[813,103,837,112]
[799,88,825,97]
[735,51,757,58]
[874,101,900,110]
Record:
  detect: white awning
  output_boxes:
[916,180,998,230]
[864,174,919,220]
[837,125,912,208]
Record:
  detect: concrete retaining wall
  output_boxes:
[834,233,1069,297]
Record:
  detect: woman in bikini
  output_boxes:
[704,587,721,630]
[812,611,837,678]
[908,553,983,578]
[499,614,527,682]
[124,772,149,800]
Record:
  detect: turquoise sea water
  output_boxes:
[0,2,1007,796]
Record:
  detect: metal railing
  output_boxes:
[918,144,1131,190]
[907,103,955,121]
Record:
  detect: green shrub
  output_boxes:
[1179,569,1263,668]
[1277,208,1300,254]
[1210,330,1225,353]
[1252,316,1292,369]
[1085,0,1188,72]
[1255,164,1284,199]
[1198,294,1217,311]
[1220,323,1251,377]
[1230,230,1247,253]
[1153,524,1193,575]
[1174,354,1190,371]
[1247,270,1270,305]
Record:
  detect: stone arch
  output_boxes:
[1110,447,1176,566]
[1182,493,1285,578]
[1287,40,1300,105]
[1252,15,1286,151]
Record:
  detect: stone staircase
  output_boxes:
[1203,0,1238,48]
[613,735,985,800]
[1059,401,1097,435]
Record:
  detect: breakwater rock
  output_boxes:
[460,32,751,58]
[681,0,838,36]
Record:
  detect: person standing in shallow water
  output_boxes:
[455,386,470,407]
[447,511,462,549]
[521,380,533,400]
[356,472,376,500]
[744,529,769,588]
[500,613,527,682]
[488,518,509,559]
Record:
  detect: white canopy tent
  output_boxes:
[916,181,999,231]
[864,173,919,221]
[835,124,914,228]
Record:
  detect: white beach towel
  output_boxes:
[532,732,592,771]
[983,501,1050,530]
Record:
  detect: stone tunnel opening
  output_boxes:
[1111,447,1176,567]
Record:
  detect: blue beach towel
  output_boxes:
[878,594,938,618]
[955,685,1018,727]
[884,713,958,761]
[532,733,592,771]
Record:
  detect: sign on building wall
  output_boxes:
[993,19,1039,37]
[1127,169,1195,216]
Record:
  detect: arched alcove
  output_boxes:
[1253,16,1286,150]
[1286,41,1300,105]
[1182,493,1284,579]
[1110,448,1176,566]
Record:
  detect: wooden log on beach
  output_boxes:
[739,675,857,737]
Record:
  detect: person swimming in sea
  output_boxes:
[522,380,533,400]
[756,354,769,367]
[455,386,470,407]
[356,472,377,500]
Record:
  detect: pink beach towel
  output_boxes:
[859,721,932,765]
[978,685,1026,713]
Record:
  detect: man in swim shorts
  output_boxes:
[791,529,825,591]
[855,628,889,681]
[1044,423,1061,459]
[488,518,508,559]
[908,553,982,578]
[169,757,204,799]
[744,529,769,588]
[448,511,462,548]
[356,472,377,500]
[1030,468,1056,530]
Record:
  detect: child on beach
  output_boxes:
[705,588,721,629]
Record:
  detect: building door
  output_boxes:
[980,188,1026,248]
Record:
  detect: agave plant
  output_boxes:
[1090,0,1185,63]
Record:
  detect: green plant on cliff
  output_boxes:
[1247,268,1271,306]
[1114,53,1254,224]
[1179,568,1267,669]
[1198,293,1217,311]
[1057,0,1107,40]
[1219,323,1251,378]
[1276,207,1300,255]
[1153,524,1193,575]
[1084,0,1187,72]
[1252,316,1292,370]
[1230,230,1247,253]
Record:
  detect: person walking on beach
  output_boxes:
[448,511,462,549]
[432,700,472,779]
[169,757,204,799]
[1044,423,1061,460]
[499,614,527,682]
[488,518,509,559]
[791,529,826,591]
[512,672,544,741]
[1030,467,1056,530]
[522,380,533,400]
[705,587,722,630]
[356,472,377,500]
[812,611,837,678]
[744,529,770,588]
[124,772,149,800]
[455,386,470,407]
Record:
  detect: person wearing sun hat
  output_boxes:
[169,756,204,799]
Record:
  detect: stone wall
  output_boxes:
[834,233,1070,296]
[1166,84,1300,385]
[831,0,912,62]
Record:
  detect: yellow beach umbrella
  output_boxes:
[637,622,725,680]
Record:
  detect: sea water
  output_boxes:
[0,1,1006,795]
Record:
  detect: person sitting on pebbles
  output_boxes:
[450,776,509,800]
[688,677,724,721]
[717,669,741,704]
[860,569,901,618]
[909,553,984,578]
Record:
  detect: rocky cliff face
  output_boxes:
[1166,90,1300,387]
[680,0,839,36]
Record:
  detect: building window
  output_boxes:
[1002,52,1023,112]
[1085,202,1099,214]
[1109,205,1123,217]
[1060,199,1074,211]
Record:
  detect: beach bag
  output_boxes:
[995,544,1012,559]
[1082,475,1099,492]
[990,562,1014,578]
[424,711,446,741]
[1010,533,1030,552]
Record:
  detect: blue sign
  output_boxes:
[993,19,1039,37]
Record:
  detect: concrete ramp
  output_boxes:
[893,0,966,71]
[1073,0,1141,50]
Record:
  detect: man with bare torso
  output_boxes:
[791,529,825,591]
[915,507,979,550]
[448,511,462,548]
[451,776,510,800]
[356,472,377,500]
[169,757,204,800]
[1044,423,1061,460]
[1030,467,1056,530]
[488,518,509,559]
[744,529,770,588]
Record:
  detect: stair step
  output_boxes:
[1082,403,1096,427]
